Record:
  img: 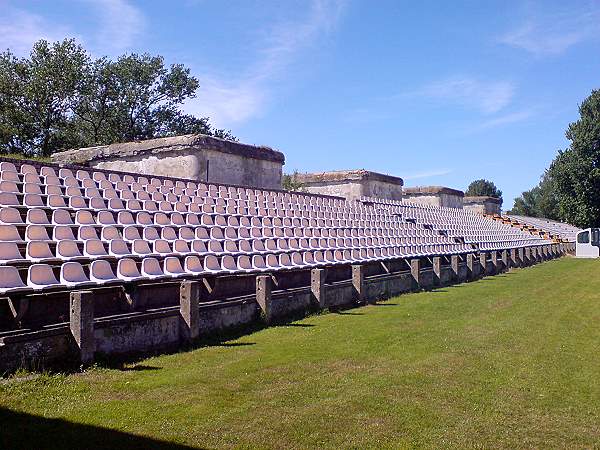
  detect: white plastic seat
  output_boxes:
[251,255,268,271]
[101,226,120,241]
[191,240,208,254]
[132,239,156,256]
[184,255,204,274]
[97,210,117,226]
[143,227,161,241]
[90,260,119,284]
[109,239,131,257]
[266,254,280,269]
[0,242,25,264]
[53,225,76,241]
[204,255,222,273]
[56,240,84,260]
[153,239,173,256]
[134,211,151,226]
[163,256,186,277]
[51,209,73,226]
[173,239,191,254]
[60,262,94,287]
[25,225,50,242]
[141,257,166,279]
[236,255,254,272]
[47,195,67,209]
[84,239,109,259]
[78,226,99,241]
[117,258,146,282]
[75,210,95,226]
[220,255,237,272]
[123,226,141,241]
[178,227,195,241]
[0,266,30,294]
[0,207,24,224]
[27,264,60,290]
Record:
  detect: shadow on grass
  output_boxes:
[0,407,200,450]
[272,323,315,328]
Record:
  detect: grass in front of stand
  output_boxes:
[2,258,600,449]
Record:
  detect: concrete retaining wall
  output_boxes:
[0,243,572,374]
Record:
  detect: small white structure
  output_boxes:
[576,228,600,258]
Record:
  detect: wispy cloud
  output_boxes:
[414,76,515,114]
[403,168,453,181]
[85,0,146,54]
[0,0,144,56]
[185,0,346,126]
[0,8,77,56]
[474,109,534,131]
[498,7,600,56]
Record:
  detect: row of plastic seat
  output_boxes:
[0,162,345,206]
[0,206,430,232]
[0,234,473,265]
[0,241,487,294]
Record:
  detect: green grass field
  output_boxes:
[2,257,600,449]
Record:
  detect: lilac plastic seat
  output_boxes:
[60,262,94,287]
[90,260,119,284]
[0,266,30,294]
[27,264,60,290]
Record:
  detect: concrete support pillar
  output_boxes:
[352,264,366,304]
[410,258,421,289]
[256,275,273,323]
[70,290,95,366]
[491,251,499,274]
[525,247,532,265]
[518,247,525,266]
[180,280,200,342]
[501,250,508,272]
[433,256,442,287]
[479,252,488,276]
[311,268,326,309]
[467,253,480,280]
[451,255,460,282]
[510,248,518,268]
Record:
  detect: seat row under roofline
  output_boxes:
[0,194,394,221]
[0,160,346,205]
[0,241,492,295]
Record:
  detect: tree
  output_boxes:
[509,172,559,219]
[0,39,236,156]
[465,179,503,201]
[544,89,600,228]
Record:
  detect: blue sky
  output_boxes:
[1,0,599,208]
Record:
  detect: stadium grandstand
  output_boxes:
[504,214,580,242]
[0,155,572,372]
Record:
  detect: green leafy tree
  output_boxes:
[509,173,559,219]
[465,179,503,203]
[0,39,236,156]
[545,89,600,227]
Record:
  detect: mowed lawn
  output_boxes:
[2,258,600,449]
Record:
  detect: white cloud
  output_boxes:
[185,0,346,127]
[474,109,534,131]
[403,169,453,181]
[498,8,600,56]
[416,76,515,114]
[85,0,146,54]
[0,1,144,58]
[0,8,78,56]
